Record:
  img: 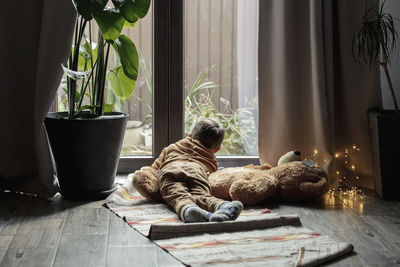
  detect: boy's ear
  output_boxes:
[213,147,220,153]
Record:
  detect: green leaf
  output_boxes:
[111,0,125,8]
[93,7,125,43]
[72,0,108,20]
[78,38,98,70]
[124,18,138,28]
[113,35,139,80]
[107,66,136,101]
[104,104,114,112]
[131,0,151,18]
[62,64,90,80]
[120,0,151,22]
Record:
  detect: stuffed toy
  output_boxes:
[130,151,329,206]
[130,166,163,202]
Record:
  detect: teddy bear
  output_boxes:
[130,151,329,206]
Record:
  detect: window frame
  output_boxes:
[117,0,259,173]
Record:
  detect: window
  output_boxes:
[52,1,259,172]
[184,0,259,157]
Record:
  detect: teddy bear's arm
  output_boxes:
[151,148,167,170]
[299,176,329,195]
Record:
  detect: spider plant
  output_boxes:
[63,0,151,119]
[352,0,399,110]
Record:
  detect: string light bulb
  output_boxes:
[328,144,365,200]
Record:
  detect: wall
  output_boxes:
[381,0,400,109]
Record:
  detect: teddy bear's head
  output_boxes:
[268,161,329,200]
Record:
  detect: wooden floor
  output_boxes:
[1,178,400,266]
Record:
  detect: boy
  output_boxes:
[152,119,243,223]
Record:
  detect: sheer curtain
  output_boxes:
[258,0,382,189]
[237,0,259,155]
[0,0,75,196]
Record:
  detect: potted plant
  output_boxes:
[352,0,400,200]
[45,0,151,200]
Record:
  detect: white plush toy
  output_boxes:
[277,150,301,165]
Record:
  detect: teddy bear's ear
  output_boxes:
[277,150,301,166]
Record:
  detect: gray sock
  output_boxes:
[209,201,243,222]
[182,205,212,223]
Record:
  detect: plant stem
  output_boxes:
[98,43,111,115]
[76,44,104,110]
[68,17,87,118]
[94,34,111,116]
[381,62,399,110]
[89,22,94,106]
[94,32,105,115]
[67,17,80,118]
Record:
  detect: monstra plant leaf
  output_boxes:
[93,7,125,43]
[106,66,136,101]
[72,0,108,21]
[113,34,139,80]
[120,0,151,23]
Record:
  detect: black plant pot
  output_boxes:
[45,112,128,200]
[368,108,400,201]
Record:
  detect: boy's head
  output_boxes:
[191,119,225,151]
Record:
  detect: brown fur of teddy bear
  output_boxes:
[129,166,163,202]
[208,164,278,206]
[268,161,329,200]
[130,160,329,206]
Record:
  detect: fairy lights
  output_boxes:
[328,144,365,200]
[305,149,319,161]
[304,146,364,199]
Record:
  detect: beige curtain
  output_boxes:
[258,0,382,189]
[0,0,75,196]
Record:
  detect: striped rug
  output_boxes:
[105,179,353,266]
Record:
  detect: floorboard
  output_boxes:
[54,234,107,267]
[1,179,400,266]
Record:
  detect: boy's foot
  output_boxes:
[182,205,212,223]
[209,201,243,222]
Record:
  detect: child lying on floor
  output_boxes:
[151,119,243,223]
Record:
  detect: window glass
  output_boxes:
[184,0,259,156]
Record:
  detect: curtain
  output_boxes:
[258,0,382,189]
[0,0,75,196]
[237,0,259,109]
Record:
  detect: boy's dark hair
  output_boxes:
[191,119,225,150]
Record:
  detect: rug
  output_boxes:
[105,179,353,266]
